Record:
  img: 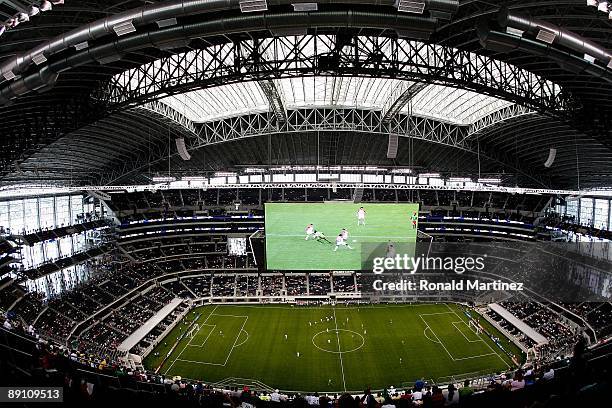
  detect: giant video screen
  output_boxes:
[265,202,419,270]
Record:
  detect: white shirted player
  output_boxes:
[357,207,366,226]
[341,228,349,241]
[334,234,353,251]
[305,224,315,240]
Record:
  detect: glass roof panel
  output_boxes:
[280,77,407,109]
[409,84,515,125]
[157,76,515,125]
[158,81,269,122]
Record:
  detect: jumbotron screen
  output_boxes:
[265,202,419,270]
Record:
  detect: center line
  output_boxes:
[333,307,347,392]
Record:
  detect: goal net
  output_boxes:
[468,320,483,334]
[187,324,200,339]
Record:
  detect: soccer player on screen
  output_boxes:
[341,228,349,241]
[411,211,418,229]
[314,230,333,245]
[334,234,353,251]
[305,223,315,240]
[357,207,366,226]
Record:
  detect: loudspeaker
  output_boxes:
[387,134,399,159]
[544,148,556,168]
[176,138,191,161]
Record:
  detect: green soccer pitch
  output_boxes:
[145,303,522,393]
[265,203,419,270]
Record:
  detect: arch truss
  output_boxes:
[95,35,572,117]
[97,107,545,186]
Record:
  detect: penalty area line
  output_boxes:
[164,305,218,375]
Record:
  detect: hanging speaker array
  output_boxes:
[387,134,399,159]
[544,148,556,168]
[176,137,191,161]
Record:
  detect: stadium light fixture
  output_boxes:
[156,18,177,28]
[74,41,89,50]
[396,0,426,14]
[506,27,524,37]
[32,53,47,65]
[16,12,30,23]
[391,169,413,174]
[214,172,237,177]
[113,20,136,37]
[598,1,609,12]
[419,173,440,178]
[449,177,472,183]
[584,54,596,63]
[244,168,266,173]
[292,3,318,11]
[3,70,16,81]
[40,1,53,12]
[536,29,556,44]
[239,0,268,13]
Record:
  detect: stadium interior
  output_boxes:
[0,0,612,407]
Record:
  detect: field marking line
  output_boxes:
[164,305,218,375]
[212,377,275,392]
[453,352,497,361]
[235,330,249,348]
[312,329,365,354]
[451,321,483,343]
[176,358,225,366]
[332,307,347,392]
[423,327,440,344]
[419,315,456,361]
[444,304,511,369]
[212,313,249,319]
[223,315,249,366]
[418,312,456,317]
[188,323,217,348]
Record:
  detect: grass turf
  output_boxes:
[145,303,523,392]
[265,203,419,270]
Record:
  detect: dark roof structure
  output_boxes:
[0,0,610,189]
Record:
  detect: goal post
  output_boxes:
[188,323,200,339]
[468,320,482,334]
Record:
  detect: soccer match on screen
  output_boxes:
[265,203,419,270]
[1,1,612,407]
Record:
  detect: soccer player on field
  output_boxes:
[305,223,315,240]
[357,207,366,226]
[411,211,418,229]
[334,234,353,251]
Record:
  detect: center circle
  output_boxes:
[312,329,365,354]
